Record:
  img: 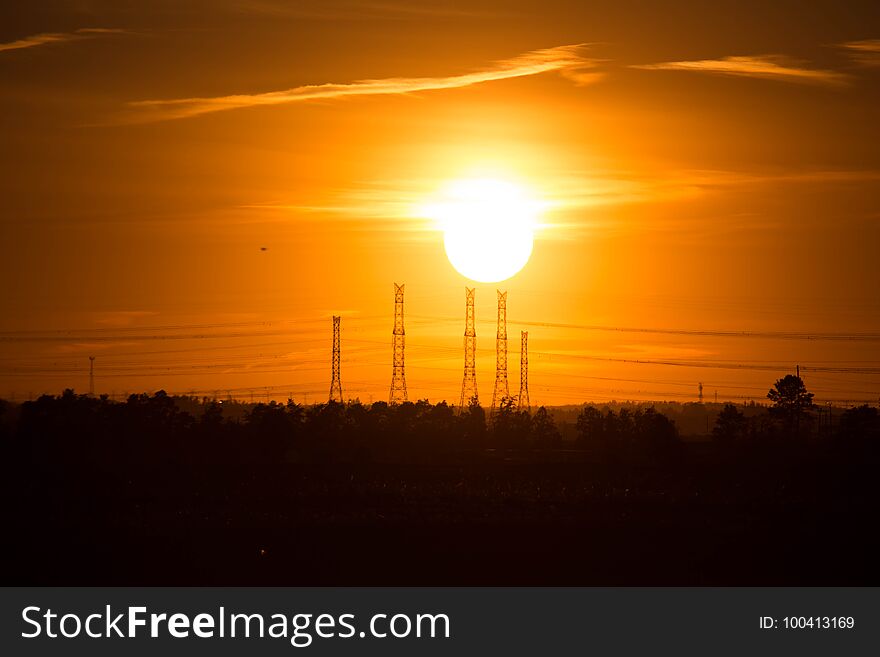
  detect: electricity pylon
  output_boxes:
[389,283,408,404]
[491,290,509,410]
[459,287,478,410]
[88,356,95,397]
[518,331,530,412]
[329,315,343,403]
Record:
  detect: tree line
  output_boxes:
[0,374,877,468]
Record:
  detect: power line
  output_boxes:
[0,315,385,336]
[410,314,880,342]
[4,308,879,405]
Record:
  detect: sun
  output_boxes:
[424,178,539,283]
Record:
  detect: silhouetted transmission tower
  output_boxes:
[88,356,95,397]
[329,315,343,403]
[389,283,408,404]
[458,287,478,410]
[518,331,530,412]
[492,290,509,410]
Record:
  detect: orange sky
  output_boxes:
[2,1,879,406]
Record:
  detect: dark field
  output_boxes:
[4,453,877,586]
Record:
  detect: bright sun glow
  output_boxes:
[423,178,540,283]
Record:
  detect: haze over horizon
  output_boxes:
[2,1,879,405]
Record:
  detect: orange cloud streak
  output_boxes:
[0,28,122,53]
[123,44,600,123]
[632,54,849,86]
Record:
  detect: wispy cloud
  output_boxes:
[631,54,849,86]
[838,39,880,67]
[0,28,123,54]
[121,44,600,123]
[237,167,880,234]
[228,0,501,20]
[545,167,880,240]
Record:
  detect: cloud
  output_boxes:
[500,166,880,242]
[0,28,123,54]
[228,0,501,20]
[631,54,849,86]
[838,39,880,67]
[236,167,880,238]
[121,44,600,123]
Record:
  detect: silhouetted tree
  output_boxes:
[575,405,678,460]
[633,407,679,460]
[460,397,487,444]
[614,408,636,443]
[492,397,530,446]
[6,387,880,588]
[245,401,298,463]
[836,405,880,461]
[713,403,748,443]
[0,398,8,449]
[425,401,457,449]
[839,405,879,439]
[576,405,603,445]
[305,401,351,460]
[532,406,560,446]
[767,375,814,437]
[201,400,224,427]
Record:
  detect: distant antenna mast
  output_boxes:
[518,330,530,412]
[459,287,478,410]
[492,290,509,411]
[329,315,343,402]
[389,283,408,404]
[698,382,703,404]
[88,356,95,397]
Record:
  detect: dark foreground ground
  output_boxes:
[3,447,877,585]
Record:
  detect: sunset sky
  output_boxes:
[2,0,879,406]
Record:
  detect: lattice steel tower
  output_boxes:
[518,331,530,412]
[329,315,343,403]
[389,283,408,404]
[88,356,95,397]
[492,290,510,410]
[458,287,478,410]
